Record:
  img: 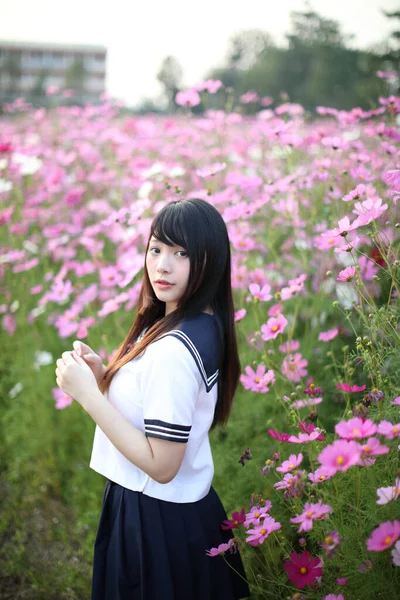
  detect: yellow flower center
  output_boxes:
[363,446,371,453]
[393,427,399,434]
[325,536,334,545]
[289,463,295,469]
[306,511,313,518]
[255,378,260,383]
[234,520,239,525]
[352,428,360,435]
[255,512,260,518]
[265,460,272,466]
[272,325,279,332]
[384,535,392,545]
[260,529,266,535]
[336,456,345,465]
[300,567,307,574]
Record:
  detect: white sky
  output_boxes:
[0,0,398,107]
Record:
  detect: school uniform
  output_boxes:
[89,312,251,600]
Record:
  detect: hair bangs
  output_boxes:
[150,205,189,251]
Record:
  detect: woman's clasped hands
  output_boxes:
[55,341,103,407]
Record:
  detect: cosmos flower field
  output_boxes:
[1,83,400,599]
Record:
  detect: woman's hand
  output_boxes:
[55,351,99,407]
[72,341,106,383]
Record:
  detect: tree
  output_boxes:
[156,56,183,112]
[226,29,273,70]
[64,56,87,95]
[381,9,400,83]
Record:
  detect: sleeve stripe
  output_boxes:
[144,419,191,432]
[145,431,189,443]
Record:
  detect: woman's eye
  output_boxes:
[177,251,188,257]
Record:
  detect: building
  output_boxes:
[0,40,107,106]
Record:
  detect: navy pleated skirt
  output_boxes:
[91,479,251,600]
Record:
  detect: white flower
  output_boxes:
[9,382,23,398]
[392,540,400,566]
[11,152,42,175]
[0,178,12,193]
[34,350,54,370]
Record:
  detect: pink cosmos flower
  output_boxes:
[274,473,296,490]
[284,551,323,589]
[308,467,336,483]
[290,397,323,409]
[52,387,73,410]
[276,453,303,473]
[175,89,201,107]
[261,313,288,341]
[196,162,227,178]
[249,283,272,301]
[279,339,300,353]
[335,382,366,393]
[317,439,362,473]
[320,531,344,558]
[290,500,332,533]
[342,184,366,202]
[243,503,272,528]
[329,215,360,237]
[391,396,400,406]
[335,417,377,440]
[205,537,236,556]
[325,595,344,600]
[377,420,400,439]
[282,353,308,382]
[299,420,325,441]
[376,478,400,505]
[334,236,361,254]
[383,167,400,191]
[268,303,283,317]
[240,364,275,393]
[318,328,339,342]
[337,265,356,282]
[245,516,281,546]
[359,437,389,458]
[366,520,400,551]
[234,308,246,322]
[288,430,322,443]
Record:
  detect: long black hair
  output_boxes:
[99,198,240,430]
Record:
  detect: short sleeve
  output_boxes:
[142,335,202,443]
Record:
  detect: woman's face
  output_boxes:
[146,236,191,315]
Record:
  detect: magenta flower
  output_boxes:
[335,382,366,393]
[290,500,332,533]
[299,421,326,441]
[337,265,356,282]
[245,516,281,546]
[318,328,339,342]
[284,551,323,589]
[366,520,400,551]
[290,397,323,409]
[276,453,303,473]
[391,396,400,406]
[274,473,296,491]
[377,420,400,439]
[335,417,377,439]
[342,184,366,202]
[268,429,290,442]
[279,339,300,353]
[221,508,246,530]
[317,439,362,473]
[325,595,344,600]
[234,308,246,322]
[329,215,360,237]
[261,313,288,341]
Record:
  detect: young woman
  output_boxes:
[56,198,251,599]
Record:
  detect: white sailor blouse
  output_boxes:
[89,313,222,503]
